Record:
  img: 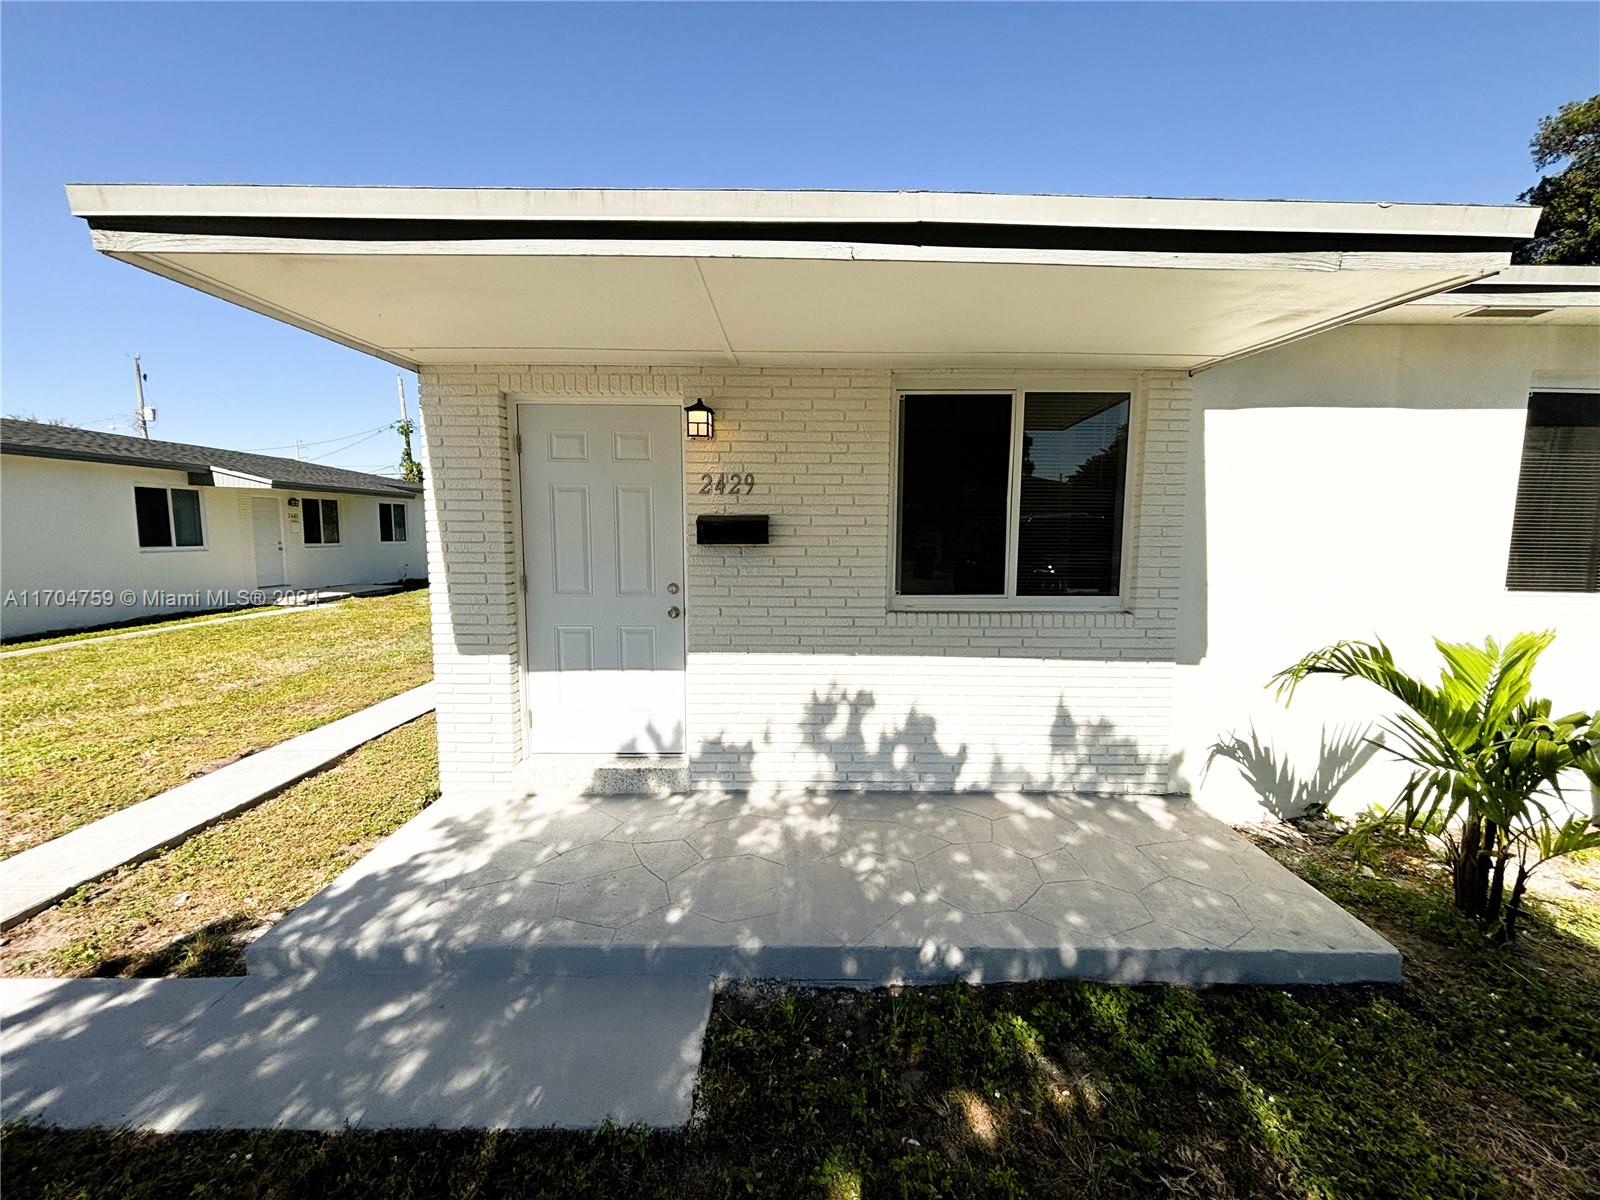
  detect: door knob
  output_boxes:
[667,606,682,619]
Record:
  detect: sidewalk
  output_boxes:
[0,972,709,1130]
[0,684,435,928]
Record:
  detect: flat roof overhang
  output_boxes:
[1362,265,1600,326]
[66,185,1541,373]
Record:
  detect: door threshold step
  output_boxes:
[521,755,689,796]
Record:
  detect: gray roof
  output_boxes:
[0,419,421,499]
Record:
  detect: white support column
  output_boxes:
[417,368,524,794]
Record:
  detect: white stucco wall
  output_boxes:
[1174,323,1600,822]
[0,455,425,637]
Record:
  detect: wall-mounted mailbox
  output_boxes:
[696,514,769,545]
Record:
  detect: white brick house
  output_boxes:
[66,188,1600,818]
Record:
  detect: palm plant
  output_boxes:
[1272,633,1600,941]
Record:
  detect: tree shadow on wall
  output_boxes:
[1204,724,1379,819]
[795,688,1168,796]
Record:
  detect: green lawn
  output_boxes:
[1,605,282,652]
[4,828,1596,1199]
[0,588,432,857]
[0,715,439,978]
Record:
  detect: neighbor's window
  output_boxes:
[302,498,341,546]
[1506,391,1600,592]
[134,486,204,549]
[378,502,408,543]
[895,391,1131,601]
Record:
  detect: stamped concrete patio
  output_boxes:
[249,790,1398,986]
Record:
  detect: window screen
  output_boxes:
[1017,393,1129,596]
[1506,392,1600,592]
[897,394,1012,595]
[170,489,203,547]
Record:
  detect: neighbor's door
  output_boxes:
[250,496,286,588]
[519,403,686,754]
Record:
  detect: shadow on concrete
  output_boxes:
[0,970,709,1131]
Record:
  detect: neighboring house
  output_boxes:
[0,420,425,638]
[64,187,1599,820]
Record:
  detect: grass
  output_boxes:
[1,605,283,652]
[0,588,432,857]
[0,715,439,978]
[4,830,1596,1199]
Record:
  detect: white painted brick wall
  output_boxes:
[418,366,1192,796]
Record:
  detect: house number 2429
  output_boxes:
[699,473,756,495]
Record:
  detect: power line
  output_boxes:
[306,427,388,461]
[246,424,389,453]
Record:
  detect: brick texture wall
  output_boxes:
[418,366,1191,796]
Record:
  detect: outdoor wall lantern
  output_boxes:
[684,398,715,441]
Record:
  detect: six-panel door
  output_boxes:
[519,403,686,754]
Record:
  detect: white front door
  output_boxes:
[519,403,686,754]
[250,497,286,588]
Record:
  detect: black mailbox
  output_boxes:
[696,514,769,545]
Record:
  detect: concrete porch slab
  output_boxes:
[248,791,1399,986]
[0,973,710,1130]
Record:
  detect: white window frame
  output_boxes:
[134,485,207,553]
[378,501,408,543]
[888,376,1138,612]
[301,497,341,546]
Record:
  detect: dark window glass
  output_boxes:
[1017,393,1129,596]
[303,497,323,544]
[392,504,407,541]
[1507,392,1600,592]
[170,489,203,547]
[379,504,394,542]
[897,394,1011,595]
[134,486,171,548]
[320,499,340,544]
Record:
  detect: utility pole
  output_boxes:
[295,439,303,460]
[131,354,153,438]
[395,375,421,483]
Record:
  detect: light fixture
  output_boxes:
[684,398,715,440]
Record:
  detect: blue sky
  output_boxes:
[3,2,1596,475]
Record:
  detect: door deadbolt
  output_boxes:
[667,582,680,594]
[667,606,682,619]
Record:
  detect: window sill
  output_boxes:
[138,545,208,554]
[889,596,1129,614]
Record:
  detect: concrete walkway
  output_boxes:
[250,789,1400,987]
[0,684,435,928]
[0,973,709,1130]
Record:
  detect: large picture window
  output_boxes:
[134,486,204,549]
[895,390,1132,603]
[1506,391,1600,592]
